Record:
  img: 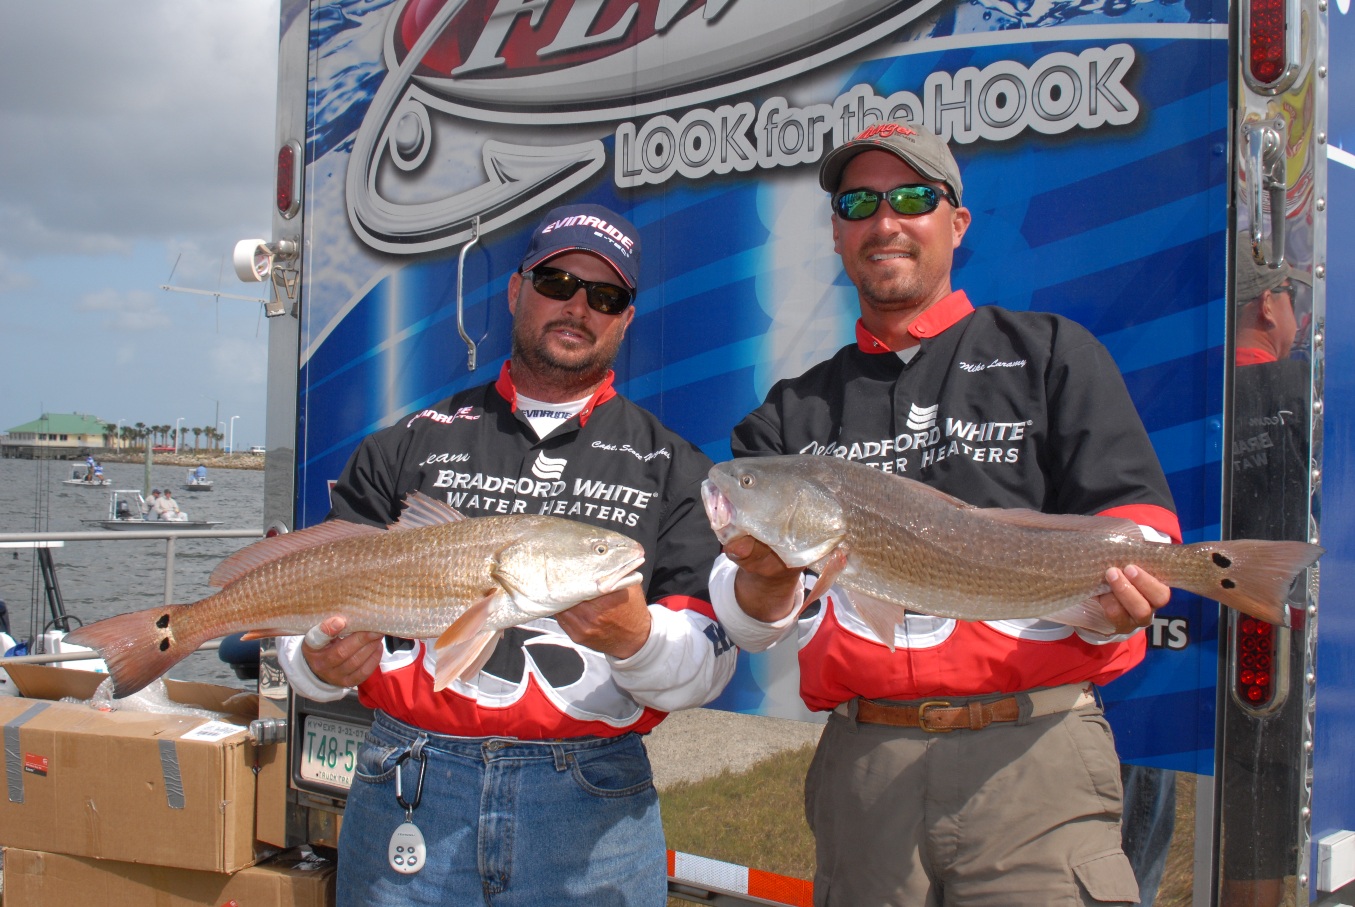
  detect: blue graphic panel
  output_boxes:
[294,2,1230,767]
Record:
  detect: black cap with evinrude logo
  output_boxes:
[520,204,642,290]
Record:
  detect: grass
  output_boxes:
[660,755,1239,907]
[661,742,817,905]
[1156,771,1197,906]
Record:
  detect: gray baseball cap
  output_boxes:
[819,121,963,205]
[1236,235,1301,304]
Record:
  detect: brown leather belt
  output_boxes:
[838,683,1096,733]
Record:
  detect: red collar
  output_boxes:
[855,290,974,353]
[494,362,618,427]
[1235,347,1279,366]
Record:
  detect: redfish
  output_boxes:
[66,492,645,697]
[701,455,1321,641]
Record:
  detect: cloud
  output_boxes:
[0,247,38,293]
[0,0,279,258]
[76,288,172,332]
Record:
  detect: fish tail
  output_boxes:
[1184,540,1324,626]
[63,604,205,698]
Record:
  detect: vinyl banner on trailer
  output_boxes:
[295,0,1230,771]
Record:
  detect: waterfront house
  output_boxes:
[1,413,113,460]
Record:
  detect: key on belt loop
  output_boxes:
[917,700,954,733]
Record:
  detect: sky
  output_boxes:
[0,1,280,451]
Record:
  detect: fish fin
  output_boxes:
[778,534,847,570]
[432,631,502,691]
[436,592,498,649]
[1042,599,1120,636]
[238,628,294,641]
[841,589,904,652]
[805,546,849,608]
[975,507,1142,537]
[62,604,202,698]
[389,491,468,531]
[1187,540,1324,626]
[209,520,383,588]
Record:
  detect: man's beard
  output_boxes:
[852,239,933,311]
[511,318,622,396]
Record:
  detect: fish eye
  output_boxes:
[739,474,756,488]
[594,543,608,555]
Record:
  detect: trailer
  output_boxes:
[240,0,1354,902]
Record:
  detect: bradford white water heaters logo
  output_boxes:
[531,451,569,481]
[347,0,952,253]
[906,403,938,433]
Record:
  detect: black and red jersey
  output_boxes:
[283,364,733,738]
[719,291,1181,707]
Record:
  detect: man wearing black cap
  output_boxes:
[711,122,1181,905]
[279,204,734,907]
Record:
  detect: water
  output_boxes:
[0,457,266,688]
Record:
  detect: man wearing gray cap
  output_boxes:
[711,121,1182,904]
[279,203,735,906]
[1223,233,1312,907]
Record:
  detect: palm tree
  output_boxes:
[192,427,203,451]
[134,422,149,449]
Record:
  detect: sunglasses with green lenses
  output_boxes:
[522,265,634,315]
[832,184,956,220]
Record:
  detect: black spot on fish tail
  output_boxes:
[1180,539,1324,627]
[62,603,200,698]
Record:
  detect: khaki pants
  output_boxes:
[805,696,1139,906]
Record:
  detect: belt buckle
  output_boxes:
[917,700,954,733]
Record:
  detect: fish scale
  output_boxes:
[702,455,1323,638]
[66,499,646,697]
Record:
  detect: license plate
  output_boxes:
[298,716,368,790]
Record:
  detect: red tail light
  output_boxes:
[276,140,302,219]
[1246,0,1294,88]
[1236,616,1277,706]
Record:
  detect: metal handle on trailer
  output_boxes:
[1243,117,1290,269]
[456,215,481,371]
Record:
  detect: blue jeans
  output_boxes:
[1120,764,1176,906]
[337,711,666,907]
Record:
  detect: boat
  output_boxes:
[62,477,112,487]
[183,475,215,492]
[81,489,222,531]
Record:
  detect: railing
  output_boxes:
[0,527,263,606]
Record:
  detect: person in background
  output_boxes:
[143,489,161,519]
[155,488,182,521]
[277,203,736,907]
[712,122,1180,906]
[1119,762,1176,905]
[194,463,208,481]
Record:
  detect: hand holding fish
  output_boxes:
[300,615,385,688]
[64,493,647,698]
[554,583,653,659]
[1098,565,1173,634]
[702,455,1324,643]
[724,535,805,624]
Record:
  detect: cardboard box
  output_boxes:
[0,665,260,873]
[2,847,335,907]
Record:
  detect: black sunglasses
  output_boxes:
[832,184,956,221]
[521,265,633,315]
